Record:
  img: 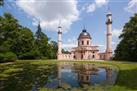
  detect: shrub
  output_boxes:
[0,52,17,63]
[18,50,41,59]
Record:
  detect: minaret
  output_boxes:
[105,9,113,60]
[57,25,62,60]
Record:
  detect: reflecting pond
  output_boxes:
[0,62,118,91]
[45,63,117,90]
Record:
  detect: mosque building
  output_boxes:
[57,10,113,60]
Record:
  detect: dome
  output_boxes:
[78,29,91,40]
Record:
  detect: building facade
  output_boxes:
[57,11,113,61]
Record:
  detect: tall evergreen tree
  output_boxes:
[35,22,42,41]
[35,22,49,58]
[34,23,58,59]
[114,14,137,61]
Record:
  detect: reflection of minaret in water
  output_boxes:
[105,7,113,60]
[57,63,61,87]
[106,68,113,80]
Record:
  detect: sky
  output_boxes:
[0,0,137,52]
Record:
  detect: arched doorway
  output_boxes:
[81,54,83,59]
[92,55,95,59]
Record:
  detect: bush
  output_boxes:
[18,50,42,59]
[0,52,17,63]
[41,57,48,60]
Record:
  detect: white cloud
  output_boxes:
[95,0,108,7]
[98,44,104,47]
[62,43,77,50]
[98,44,105,52]
[112,28,123,38]
[84,0,108,13]
[125,0,137,13]
[87,4,96,13]
[16,0,79,31]
[62,37,77,51]
[112,41,116,45]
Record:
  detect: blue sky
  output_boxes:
[0,0,137,52]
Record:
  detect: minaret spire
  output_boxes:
[59,18,61,27]
[83,24,86,30]
[108,4,110,12]
[105,7,113,60]
[57,19,62,60]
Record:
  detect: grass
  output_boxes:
[0,60,137,91]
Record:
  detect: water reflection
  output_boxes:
[0,63,57,91]
[0,62,117,91]
[45,63,117,89]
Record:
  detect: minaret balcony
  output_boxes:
[106,21,112,24]
[107,33,112,36]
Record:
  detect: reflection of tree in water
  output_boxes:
[1,63,57,91]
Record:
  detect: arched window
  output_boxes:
[87,41,89,45]
[82,41,84,45]
[74,55,76,59]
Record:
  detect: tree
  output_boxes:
[35,22,42,41]
[0,0,4,6]
[0,13,19,62]
[35,23,49,58]
[62,49,70,54]
[0,13,21,45]
[47,41,58,59]
[35,23,58,59]
[0,40,17,63]
[0,13,41,60]
[0,12,58,61]
[114,14,137,61]
[12,27,41,59]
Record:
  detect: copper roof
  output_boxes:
[78,29,91,40]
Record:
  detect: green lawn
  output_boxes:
[0,60,137,91]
